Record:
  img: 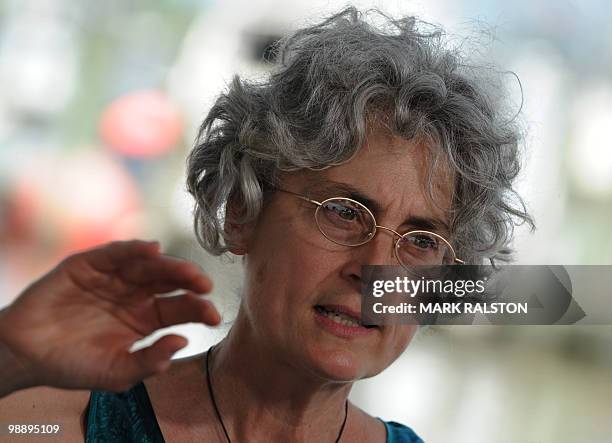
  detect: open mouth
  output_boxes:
[314,305,378,329]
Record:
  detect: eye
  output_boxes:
[409,234,438,250]
[338,207,357,220]
[325,202,358,221]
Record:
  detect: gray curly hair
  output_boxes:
[186,7,535,265]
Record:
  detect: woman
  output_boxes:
[0,8,532,442]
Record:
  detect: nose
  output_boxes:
[359,228,399,266]
[340,228,399,288]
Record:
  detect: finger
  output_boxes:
[121,334,188,385]
[120,256,213,294]
[64,256,211,302]
[155,292,222,327]
[85,240,161,273]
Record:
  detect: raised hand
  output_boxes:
[0,240,220,395]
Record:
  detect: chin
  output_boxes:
[306,347,372,382]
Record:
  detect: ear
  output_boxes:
[223,195,255,256]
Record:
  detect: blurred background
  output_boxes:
[0,0,611,441]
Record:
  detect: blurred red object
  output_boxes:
[99,90,183,157]
[12,150,143,255]
[1,150,144,303]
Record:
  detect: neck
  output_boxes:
[207,310,352,443]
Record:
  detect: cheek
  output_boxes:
[379,326,418,366]
[251,255,331,310]
[397,326,418,351]
[243,248,320,322]
[242,251,343,351]
[252,220,338,297]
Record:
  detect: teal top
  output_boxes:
[85,382,424,442]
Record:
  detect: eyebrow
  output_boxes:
[306,180,450,234]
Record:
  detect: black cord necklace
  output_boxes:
[205,344,349,443]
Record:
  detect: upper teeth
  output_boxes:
[319,308,360,327]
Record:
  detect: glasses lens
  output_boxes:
[315,198,375,246]
[396,231,455,266]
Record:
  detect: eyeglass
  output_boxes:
[276,188,464,268]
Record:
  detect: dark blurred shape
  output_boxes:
[249,33,282,63]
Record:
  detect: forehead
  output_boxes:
[287,130,454,229]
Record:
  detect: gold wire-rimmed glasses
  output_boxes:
[276,188,464,268]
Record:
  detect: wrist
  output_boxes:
[0,307,38,398]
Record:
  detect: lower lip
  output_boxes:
[314,308,378,338]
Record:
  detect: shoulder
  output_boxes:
[381,420,425,443]
[87,381,165,443]
[348,404,424,443]
[85,357,203,443]
[0,386,90,440]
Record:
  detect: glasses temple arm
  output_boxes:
[276,188,322,206]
